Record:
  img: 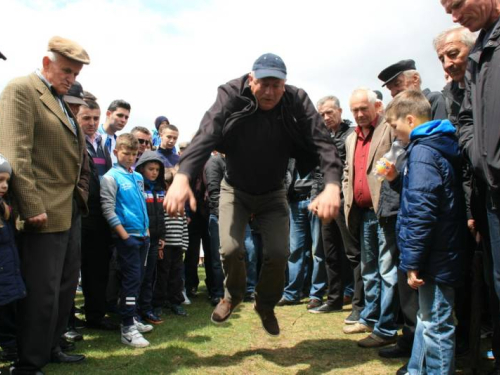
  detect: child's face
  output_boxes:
[114,147,138,170]
[143,162,161,181]
[160,129,179,150]
[0,172,10,197]
[388,116,413,144]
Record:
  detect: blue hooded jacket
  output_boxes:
[397,119,466,287]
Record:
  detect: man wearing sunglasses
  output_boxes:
[131,126,152,166]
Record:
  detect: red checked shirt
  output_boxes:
[353,118,378,209]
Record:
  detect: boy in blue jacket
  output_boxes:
[383,90,465,375]
[101,134,152,348]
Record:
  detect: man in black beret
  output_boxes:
[378,59,448,120]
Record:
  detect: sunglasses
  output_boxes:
[137,139,151,146]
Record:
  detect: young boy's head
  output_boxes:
[0,154,12,198]
[159,124,179,150]
[385,90,432,144]
[114,133,139,170]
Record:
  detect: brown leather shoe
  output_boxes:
[306,299,322,310]
[254,303,280,336]
[357,333,398,348]
[211,299,238,324]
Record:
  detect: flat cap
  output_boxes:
[48,36,90,64]
[63,81,88,106]
[378,59,416,87]
[0,51,6,61]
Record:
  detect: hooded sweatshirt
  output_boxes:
[135,151,166,240]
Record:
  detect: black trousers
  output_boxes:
[16,201,81,371]
[81,220,112,323]
[337,203,364,312]
[322,219,346,308]
[153,246,185,306]
[0,301,17,349]
[184,212,211,293]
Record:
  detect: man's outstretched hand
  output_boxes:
[308,183,341,223]
[164,173,196,216]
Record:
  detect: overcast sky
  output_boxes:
[1,0,455,143]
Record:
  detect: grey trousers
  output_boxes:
[218,179,289,309]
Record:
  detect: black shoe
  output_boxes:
[276,297,300,307]
[59,338,75,352]
[344,309,361,324]
[171,304,188,317]
[85,318,120,331]
[50,351,85,364]
[210,297,221,306]
[244,292,255,302]
[254,303,280,336]
[309,303,342,314]
[396,363,408,375]
[0,346,18,363]
[379,344,411,359]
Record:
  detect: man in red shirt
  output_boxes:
[341,88,399,349]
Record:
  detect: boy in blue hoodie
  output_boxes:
[135,151,166,325]
[101,134,152,348]
[382,90,465,375]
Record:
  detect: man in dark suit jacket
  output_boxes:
[0,36,90,374]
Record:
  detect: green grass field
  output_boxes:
[34,269,494,374]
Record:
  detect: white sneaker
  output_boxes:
[121,325,150,348]
[182,290,192,305]
[134,317,153,333]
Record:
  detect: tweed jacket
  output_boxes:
[342,116,393,227]
[0,72,89,233]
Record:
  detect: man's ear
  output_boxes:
[106,110,112,119]
[42,56,50,71]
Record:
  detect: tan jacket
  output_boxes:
[342,116,393,227]
[0,73,89,233]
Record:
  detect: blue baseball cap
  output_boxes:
[252,53,287,80]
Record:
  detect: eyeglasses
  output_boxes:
[137,139,151,146]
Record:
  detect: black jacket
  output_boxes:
[205,154,226,217]
[135,151,166,240]
[422,88,448,120]
[459,17,500,204]
[178,75,342,190]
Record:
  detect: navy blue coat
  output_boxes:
[397,120,466,287]
[0,202,26,305]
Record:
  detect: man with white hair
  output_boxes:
[0,36,90,373]
[341,88,399,349]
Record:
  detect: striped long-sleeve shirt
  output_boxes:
[164,212,189,251]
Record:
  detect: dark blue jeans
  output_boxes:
[138,237,159,314]
[245,223,263,294]
[115,236,149,326]
[208,214,224,298]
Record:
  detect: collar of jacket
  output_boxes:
[469,17,500,64]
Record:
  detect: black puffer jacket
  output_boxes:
[135,151,166,240]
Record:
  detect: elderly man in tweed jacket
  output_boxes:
[0,36,90,374]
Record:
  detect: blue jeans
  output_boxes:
[208,214,225,298]
[283,199,326,301]
[359,210,399,339]
[408,281,455,375]
[245,224,262,294]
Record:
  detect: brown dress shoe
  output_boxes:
[306,299,322,310]
[357,333,398,348]
[254,303,280,336]
[211,299,239,324]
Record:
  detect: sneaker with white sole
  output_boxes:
[133,318,153,333]
[121,325,150,348]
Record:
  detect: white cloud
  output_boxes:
[1,0,455,142]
